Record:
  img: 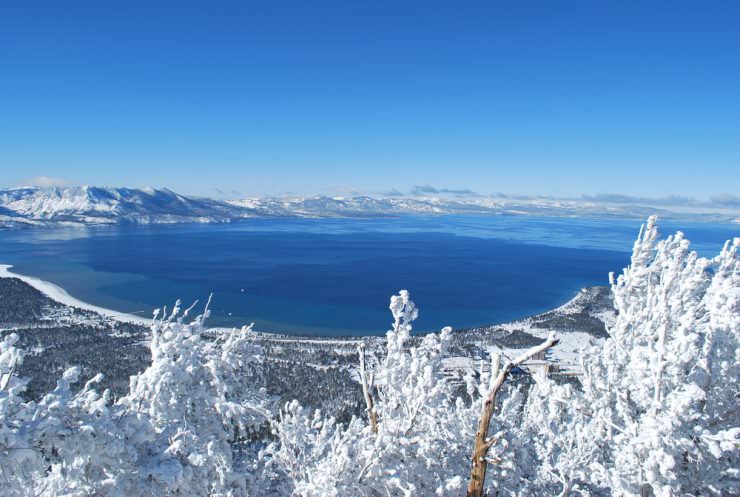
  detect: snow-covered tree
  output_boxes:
[270,290,540,497]
[523,370,609,497]
[0,332,38,496]
[1,332,139,497]
[0,299,271,497]
[526,217,739,497]
[119,298,270,496]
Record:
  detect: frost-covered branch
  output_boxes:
[467,332,559,497]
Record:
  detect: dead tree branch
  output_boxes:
[358,343,378,434]
[467,332,559,497]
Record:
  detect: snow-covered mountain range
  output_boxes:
[1,186,737,228]
[0,186,247,227]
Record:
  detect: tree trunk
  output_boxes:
[358,343,378,434]
[467,333,559,497]
[557,480,574,497]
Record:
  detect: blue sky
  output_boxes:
[1,1,738,199]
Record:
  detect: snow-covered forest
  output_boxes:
[1,217,737,497]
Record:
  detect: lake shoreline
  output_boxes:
[0,264,152,326]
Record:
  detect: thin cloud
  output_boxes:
[409,185,479,197]
[582,193,696,206]
[410,184,439,195]
[707,193,740,208]
[18,176,70,188]
[212,187,244,199]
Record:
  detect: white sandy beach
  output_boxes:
[0,264,152,325]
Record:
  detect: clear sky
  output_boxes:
[1,1,738,199]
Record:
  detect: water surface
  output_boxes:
[0,216,735,335]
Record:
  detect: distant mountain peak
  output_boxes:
[0,186,251,227]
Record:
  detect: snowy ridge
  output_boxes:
[229,193,738,222]
[0,186,253,227]
[1,186,738,227]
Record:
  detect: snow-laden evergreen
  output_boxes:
[0,299,270,497]
[0,217,737,496]
[120,299,271,496]
[526,216,739,496]
[598,217,738,496]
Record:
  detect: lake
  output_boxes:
[0,215,736,335]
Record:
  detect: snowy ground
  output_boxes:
[441,287,614,377]
[486,290,611,372]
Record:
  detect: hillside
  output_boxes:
[0,276,611,420]
[0,186,252,227]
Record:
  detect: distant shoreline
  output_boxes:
[0,264,151,326]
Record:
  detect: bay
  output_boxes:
[0,215,735,335]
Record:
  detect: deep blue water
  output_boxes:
[0,216,736,335]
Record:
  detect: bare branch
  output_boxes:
[467,332,559,497]
[0,360,16,392]
[358,343,378,434]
